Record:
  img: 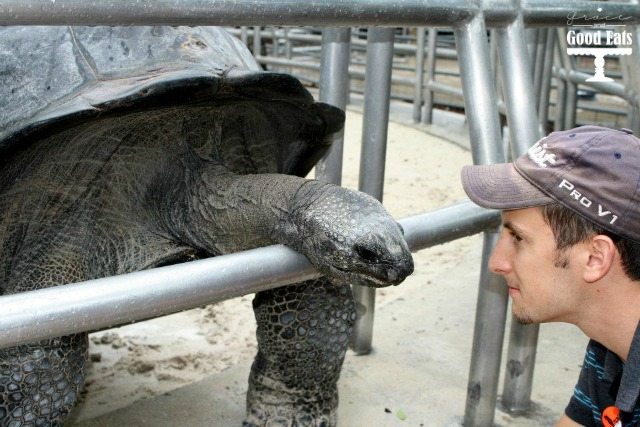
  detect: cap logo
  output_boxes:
[528,140,557,168]
[558,179,619,225]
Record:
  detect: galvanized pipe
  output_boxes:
[413,27,426,123]
[252,25,261,56]
[520,1,640,26]
[532,28,548,108]
[553,32,568,131]
[228,28,459,59]
[538,29,556,128]
[496,15,540,163]
[315,28,351,186]
[0,0,478,26]
[490,29,500,89]
[555,68,631,101]
[556,32,578,129]
[0,1,638,26]
[427,81,465,101]
[254,55,418,87]
[402,201,501,250]
[621,7,640,133]
[350,27,395,355]
[456,21,504,166]
[423,28,439,125]
[455,7,507,427]
[621,56,638,132]
[465,230,510,426]
[240,26,249,45]
[0,202,499,350]
[495,8,542,414]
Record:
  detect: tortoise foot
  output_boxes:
[243,399,335,427]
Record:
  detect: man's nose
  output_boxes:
[488,236,510,275]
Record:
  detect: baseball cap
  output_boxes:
[461,126,640,243]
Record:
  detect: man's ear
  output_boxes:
[583,235,616,283]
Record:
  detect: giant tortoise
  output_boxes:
[0,26,414,426]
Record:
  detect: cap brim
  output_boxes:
[461,163,553,209]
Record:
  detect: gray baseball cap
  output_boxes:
[461,126,640,243]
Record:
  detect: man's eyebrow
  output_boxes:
[503,221,527,238]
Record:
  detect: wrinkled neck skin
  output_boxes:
[167,165,330,255]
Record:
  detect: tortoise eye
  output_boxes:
[355,244,379,262]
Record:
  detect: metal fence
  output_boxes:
[0,1,638,426]
[234,25,638,133]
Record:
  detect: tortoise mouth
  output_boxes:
[331,262,411,287]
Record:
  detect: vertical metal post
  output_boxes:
[315,28,351,186]
[252,26,261,56]
[621,22,640,133]
[554,76,567,131]
[422,28,438,124]
[538,30,556,131]
[350,27,395,355]
[554,29,567,131]
[270,26,278,64]
[556,28,577,129]
[563,69,578,129]
[525,28,538,59]
[490,29,499,87]
[240,26,248,45]
[283,27,292,74]
[495,8,543,414]
[413,27,426,123]
[532,28,548,109]
[456,8,508,426]
[464,231,509,426]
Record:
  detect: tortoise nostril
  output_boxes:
[401,258,414,278]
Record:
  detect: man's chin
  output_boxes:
[512,307,535,325]
[514,315,535,325]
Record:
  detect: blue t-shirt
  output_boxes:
[566,322,640,426]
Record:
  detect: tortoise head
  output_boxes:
[283,182,414,288]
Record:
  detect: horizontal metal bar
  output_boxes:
[0,200,499,349]
[427,80,465,99]
[256,56,418,87]
[0,1,637,26]
[402,200,500,251]
[0,0,477,26]
[521,0,640,27]
[228,28,459,59]
[554,67,632,101]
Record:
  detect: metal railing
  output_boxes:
[238,23,638,132]
[0,1,638,426]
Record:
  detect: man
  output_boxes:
[461,126,640,427]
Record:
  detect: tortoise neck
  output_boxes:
[174,167,319,256]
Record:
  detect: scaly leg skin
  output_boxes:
[0,334,88,427]
[244,279,356,427]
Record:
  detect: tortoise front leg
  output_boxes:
[0,334,88,427]
[244,279,356,427]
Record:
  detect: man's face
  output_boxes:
[489,207,581,324]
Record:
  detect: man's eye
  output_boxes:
[508,230,523,242]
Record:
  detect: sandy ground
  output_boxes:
[68,108,587,426]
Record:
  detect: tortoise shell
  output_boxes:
[0,26,343,176]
